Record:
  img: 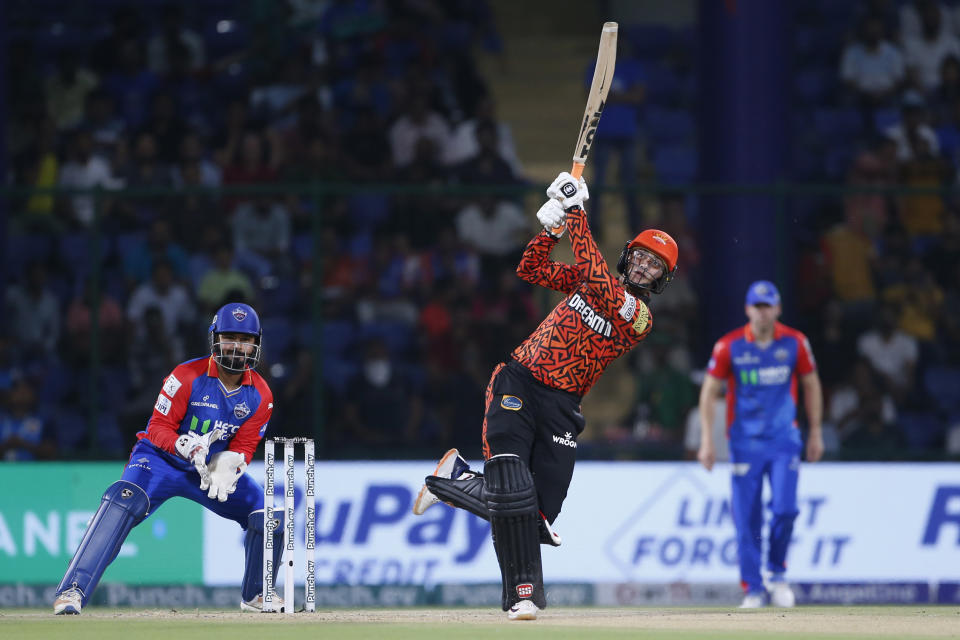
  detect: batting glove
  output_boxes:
[536,199,567,238]
[546,172,589,210]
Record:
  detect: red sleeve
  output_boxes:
[793,330,817,376]
[228,375,274,464]
[515,231,582,293]
[706,337,732,380]
[565,205,629,317]
[143,363,199,455]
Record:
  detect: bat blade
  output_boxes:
[571,21,618,177]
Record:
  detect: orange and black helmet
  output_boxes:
[616,229,679,294]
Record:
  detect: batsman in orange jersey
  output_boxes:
[412,172,679,621]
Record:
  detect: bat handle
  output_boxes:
[549,162,587,234]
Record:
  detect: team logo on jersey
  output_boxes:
[501,395,523,410]
[155,393,172,416]
[775,347,789,361]
[163,374,182,398]
[632,299,650,334]
[232,307,247,322]
[234,401,251,419]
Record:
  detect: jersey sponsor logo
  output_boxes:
[500,395,523,410]
[553,431,577,448]
[632,299,649,334]
[189,416,239,436]
[567,293,613,338]
[733,352,761,365]
[234,401,251,419]
[516,583,534,598]
[190,400,220,409]
[731,463,750,475]
[739,365,791,386]
[619,293,637,322]
[163,374,182,398]
[155,393,172,415]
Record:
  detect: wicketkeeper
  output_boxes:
[53,303,284,614]
[413,173,679,620]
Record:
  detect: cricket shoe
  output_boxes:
[53,586,83,615]
[769,582,796,608]
[413,448,471,515]
[507,599,539,621]
[241,593,286,612]
[739,592,767,609]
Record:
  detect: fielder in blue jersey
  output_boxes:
[53,302,282,615]
[697,281,824,609]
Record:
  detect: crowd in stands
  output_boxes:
[1,0,957,463]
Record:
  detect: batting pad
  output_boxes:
[483,454,546,610]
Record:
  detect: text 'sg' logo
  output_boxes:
[501,395,523,411]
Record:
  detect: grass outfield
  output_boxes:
[1,607,959,639]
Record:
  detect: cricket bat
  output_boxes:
[552,21,618,233]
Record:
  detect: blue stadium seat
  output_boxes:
[3,234,54,273]
[347,193,391,229]
[321,321,356,356]
[813,108,863,140]
[874,108,900,132]
[261,316,294,361]
[260,279,299,315]
[924,366,960,414]
[644,106,695,144]
[824,147,856,180]
[347,232,373,258]
[653,146,698,184]
[359,321,414,357]
[292,233,313,265]
[54,410,88,451]
[203,16,249,59]
[321,356,359,395]
[794,69,834,104]
[899,411,945,450]
[643,65,682,104]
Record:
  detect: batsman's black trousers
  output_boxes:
[481,359,585,523]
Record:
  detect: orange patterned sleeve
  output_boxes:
[565,206,628,318]
[515,230,582,294]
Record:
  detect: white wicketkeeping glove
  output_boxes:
[546,171,589,210]
[200,450,247,502]
[536,199,567,238]
[175,427,224,477]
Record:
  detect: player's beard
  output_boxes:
[218,342,250,372]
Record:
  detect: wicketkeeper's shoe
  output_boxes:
[240,593,285,612]
[769,582,796,608]
[738,592,767,609]
[507,599,539,621]
[53,587,83,615]
[413,448,471,515]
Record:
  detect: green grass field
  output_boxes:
[2,606,959,640]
